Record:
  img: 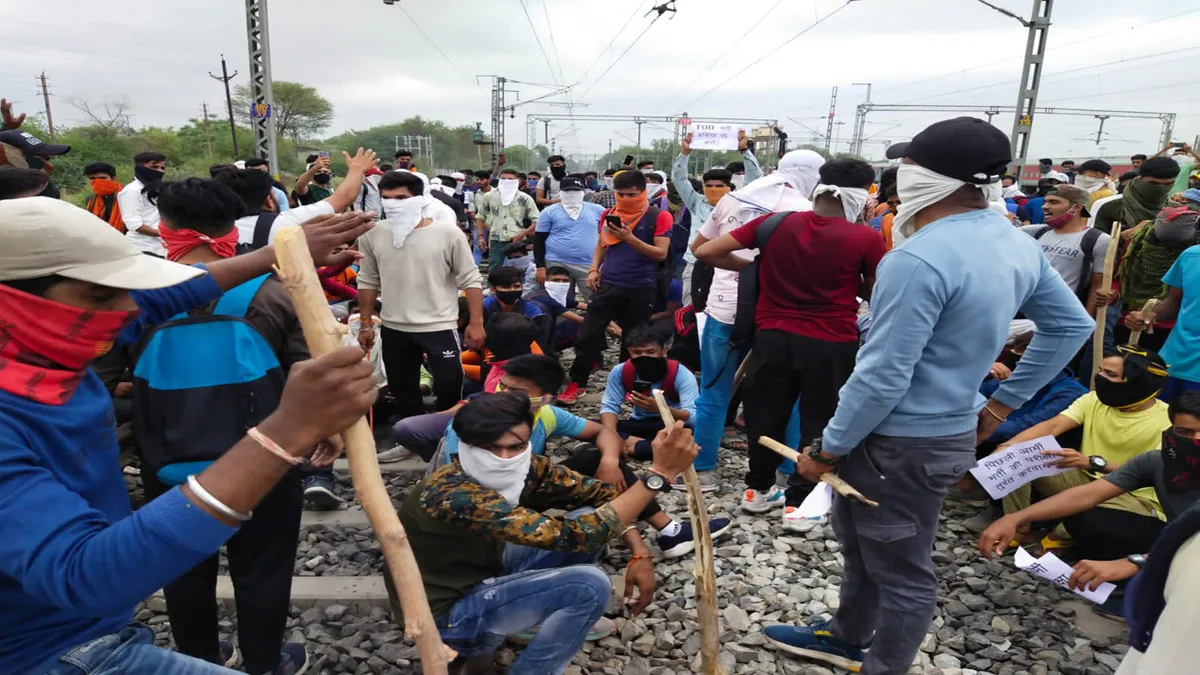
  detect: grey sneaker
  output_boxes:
[670,470,719,493]
[376,446,416,463]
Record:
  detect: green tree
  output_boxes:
[234,81,334,145]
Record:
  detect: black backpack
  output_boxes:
[1032,225,1103,303]
[730,211,793,348]
[629,205,676,310]
[236,212,280,255]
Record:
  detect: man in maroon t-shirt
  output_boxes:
[695,159,886,517]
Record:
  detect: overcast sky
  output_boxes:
[4,0,1198,163]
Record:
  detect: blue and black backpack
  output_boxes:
[133,274,286,487]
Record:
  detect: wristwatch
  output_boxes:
[1127,553,1147,568]
[641,472,673,494]
[1088,455,1109,473]
[808,438,840,466]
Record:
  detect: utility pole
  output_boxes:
[636,119,644,152]
[209,54,240,159]
[245,0,278,170]
[489,76,507,162]
[824,86,838,154]
[975,0,1053,175]
[36,72,55,141]
[850,82,871,157]
[1093,115,1109,145]
[202,103,214,160]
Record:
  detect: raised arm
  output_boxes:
[324,148,378,214]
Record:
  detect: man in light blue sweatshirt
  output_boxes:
[763,118,1095,675]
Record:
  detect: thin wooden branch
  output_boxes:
[757,436,879,508]
[273,228,455,674]
[650,390,725,675]
[1130,298,1158,346]
[1090,222,1122,390]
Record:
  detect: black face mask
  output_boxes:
[631,355,668,383]
[39,181,61,200]
[1093,375,1159,410]
[313,172,332,185]
[396,160,412,169]
[1161,429,1200,492]
[495,290,522,306]
[550,166,567,180]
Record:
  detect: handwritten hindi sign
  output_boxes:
[1014,547,1115,604]
[969,435,1070,500]
[690,123,739,151]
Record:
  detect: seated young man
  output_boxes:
[980,391,1200,616]
[525,265,586,352]
[460,312,543,395]
[502,242,539,294]
[599,325,699,463]
[482,266,544,321]
[993,346,1170,545]
[395,392,698,675]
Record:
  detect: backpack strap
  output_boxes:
[663,359,679,401]
[214,274,272,318]
[756,211,793,250]
[1031,225,1051,240]
[1077,227,1103,298]
[621,360,634,393]
[251,212,279,251]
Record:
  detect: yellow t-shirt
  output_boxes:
[1062,391,1169,509]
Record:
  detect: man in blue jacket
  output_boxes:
[0,197,376,675]
[763,118,1095,674]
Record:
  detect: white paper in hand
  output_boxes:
[544,281,570,307]
[690,123,739,151]
[796,482,834,518]
[969,435,1070,500]
[1014,547,1115,604]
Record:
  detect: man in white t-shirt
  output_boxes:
[223,149,378,249]
[1019,184,1111,313]
[118,151,168,256]
[685,149,822,494]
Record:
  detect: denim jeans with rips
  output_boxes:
[32,624,237,675]
[436,509,612,675]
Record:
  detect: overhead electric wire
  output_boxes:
[680,0,857,110]
[577,15,663,101]
[668,0,787,104]
[396,3,478,89]
[541,0,568,86]
[575,1,649,88]
[1039,80,1200,105]
[520,0,562,86]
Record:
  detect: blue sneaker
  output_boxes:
[660,517,734,559]
[765,622,867,672]
[275,642,309,675]
[303,474,342,511]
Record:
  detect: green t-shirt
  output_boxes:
[295,183,333,206]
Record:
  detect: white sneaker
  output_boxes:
[741,485,786,514]
[670,470,719,493]
[782,505,827,533]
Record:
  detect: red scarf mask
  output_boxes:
[159,226,240,262]
[0,285,137,405]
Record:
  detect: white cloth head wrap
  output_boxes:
[731,149,824,211]
[812,184,870,223]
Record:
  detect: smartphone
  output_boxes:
[632,381,653,395]
[605,214,623,229]
[1172,142,1187,148]
[623,154,634,166]
[318,150,331,158]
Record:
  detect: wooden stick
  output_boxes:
[273,228,455,674]
[731,348,752,393]
[1130,298,1159,346]
[757,436,880,508]
[1090,222,1122,390]
[650,390,725,675]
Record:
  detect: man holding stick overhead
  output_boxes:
[763,118,1095,674]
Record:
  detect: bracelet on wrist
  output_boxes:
[248,426,303,466]
[983,404,1008,423]
[628,554,651,566]
[187,475,252,522]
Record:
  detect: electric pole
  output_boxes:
[36,72,55,141]
[245,0,278,170]
[202,103,214,160]
[209,54,240,159]
[850,82,871,157]
[824,86,838,154]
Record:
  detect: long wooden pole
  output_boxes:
[273,228,455,674]
[757,436,880,508]
[651,390,725,675]
[1090,222,1122,390]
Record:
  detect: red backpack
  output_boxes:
[620,359,680,402]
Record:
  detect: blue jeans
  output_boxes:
[437,510,611,675]
[694,316,799,473]
[32,624,236,675]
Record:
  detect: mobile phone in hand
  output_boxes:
[605,214,623,229]
[633,381,653,395]
[623,154,634,166]
[318,150,331,158]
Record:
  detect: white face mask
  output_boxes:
[894,164,995,238]
[647,184,665,199]
[381,196,426,247]
[544,280,571,306]
[1075,174,1109,193]
[498,178,520,205]
[507,255,534,273]
[731,173,746,189]
[812,184,870,223]
[457,441,532,506]
[603,177,615,190]
[560,190,585,218]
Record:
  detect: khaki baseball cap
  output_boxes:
[1046,184,1092,217]
[0,197,205,289]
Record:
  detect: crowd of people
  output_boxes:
[3,92,1200,675]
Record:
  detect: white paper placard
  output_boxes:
[796,482,834,518]
[690,123,739,151]
[969,435,1070,500]
[1014,547,1115,604]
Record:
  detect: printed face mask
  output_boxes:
[1162,429,1200,491]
